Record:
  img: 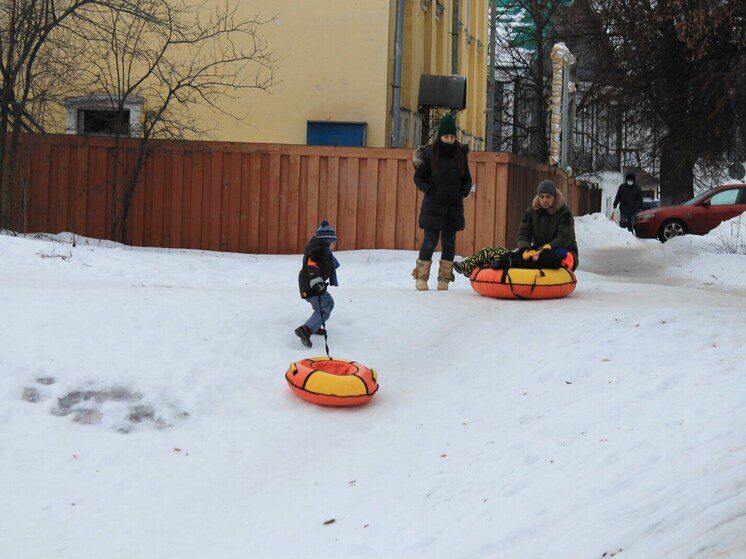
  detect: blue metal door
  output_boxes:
[307,121,366,147]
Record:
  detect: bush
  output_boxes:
[709,215,746,255]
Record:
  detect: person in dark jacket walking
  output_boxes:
[613,173,644,232]
[411,114,473,290]
[295,221,339,348]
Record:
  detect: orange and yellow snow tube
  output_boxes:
[285,357,379,407]
[470,266,576,300]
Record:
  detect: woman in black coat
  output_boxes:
[411,114,473,290]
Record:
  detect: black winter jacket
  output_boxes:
[413,143,473,231]
[613,182,644,215]
[298,237,334,299]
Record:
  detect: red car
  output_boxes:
[634,184,746,242]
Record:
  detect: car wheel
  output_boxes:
[658,219,687,242]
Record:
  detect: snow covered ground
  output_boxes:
[1,215,745,559]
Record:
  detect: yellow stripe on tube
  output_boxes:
[305,371,368,397]
[506,268,574,286]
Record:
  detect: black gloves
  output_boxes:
[489,255,511,270]
[309,276,327,293]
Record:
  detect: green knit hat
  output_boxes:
[437,114,458,137]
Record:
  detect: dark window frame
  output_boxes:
[77,108,131,136]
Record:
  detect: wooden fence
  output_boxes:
[7,134,600,256]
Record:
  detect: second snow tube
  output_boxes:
[469,266,577,300]
[285,357,379,407]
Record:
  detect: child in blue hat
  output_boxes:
[295,221,340,348]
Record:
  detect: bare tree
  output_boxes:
[490,0,746,203]
[492,0,570,162]
[580,0,746,204]
[75,0,276,241]
[0,0,107,228]
[490,0,627,180]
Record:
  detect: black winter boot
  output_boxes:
[314,328,327,336]
[453,260,466,276]
[295,325,312,348]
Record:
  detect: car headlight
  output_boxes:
[636,212,655,222]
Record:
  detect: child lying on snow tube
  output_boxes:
[454,244,575,276]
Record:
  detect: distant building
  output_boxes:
[491,0,660,214]
[63,0,488,149]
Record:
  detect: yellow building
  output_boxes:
[65,0,488,150]
[396,0,489,149]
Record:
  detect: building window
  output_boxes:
[78,109,130,136]
[65,95,143,136]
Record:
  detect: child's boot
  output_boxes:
[294,325,312,348]
[453,260,468,277]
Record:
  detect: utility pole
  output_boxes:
[452,0,460,75]
[391,0,405,148]
[485,0,496,150]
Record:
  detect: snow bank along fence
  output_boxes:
[7,134,600,255]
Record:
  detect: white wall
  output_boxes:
[578,170,622,217]
[600,171,623,217]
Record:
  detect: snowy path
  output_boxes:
[1,224,745,559]
[583,243,670,281]
[582,242,743,294]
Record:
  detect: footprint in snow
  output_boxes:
[21,380,186,433]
